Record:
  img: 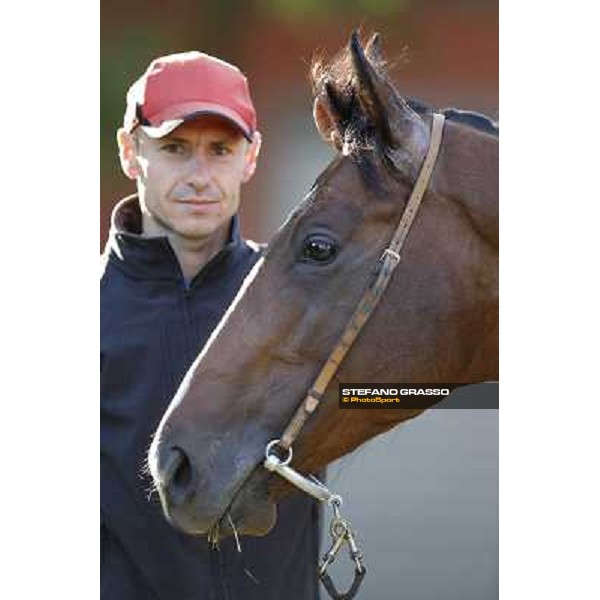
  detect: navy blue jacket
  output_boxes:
[101,196,322,600]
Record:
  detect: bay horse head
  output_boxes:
[148,32,498,539]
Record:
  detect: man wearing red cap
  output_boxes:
[101,52,322,600]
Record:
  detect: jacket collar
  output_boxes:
[104,194,244,283]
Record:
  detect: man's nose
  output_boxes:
[186,152,212,190]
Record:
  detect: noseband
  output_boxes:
[264,113,446,599]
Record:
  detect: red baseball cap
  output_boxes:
[123,51,257,141]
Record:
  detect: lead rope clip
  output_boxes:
[264,441,366,599]
[318,496,366,600]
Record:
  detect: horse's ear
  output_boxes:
[349,31,429,180]
[364,32,384,64]
[313,89,342,150]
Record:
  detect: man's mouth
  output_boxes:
[175,198,221,206]
[176,198,222,213]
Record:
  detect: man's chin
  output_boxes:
[172,221,222,242]
[147,209,229,243]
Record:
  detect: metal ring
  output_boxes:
[328,494,343,509]
[265,439,293,466]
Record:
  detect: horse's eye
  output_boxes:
[301,235,338,264]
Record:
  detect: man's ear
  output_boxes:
[116,128,141,180]
[242,131,262,183]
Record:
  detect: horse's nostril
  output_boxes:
[160,447,195,505]
[172,450,192,491]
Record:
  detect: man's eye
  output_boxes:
[300,235,338,264]
[211,143,232,156]
[161,143,186,155]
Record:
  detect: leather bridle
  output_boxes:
[274,112,445,453]
[263,113,446,599]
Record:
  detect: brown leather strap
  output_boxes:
[279,113,446,450]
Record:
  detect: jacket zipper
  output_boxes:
[180,284,197,366]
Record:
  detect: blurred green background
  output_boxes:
[101,0,498,245]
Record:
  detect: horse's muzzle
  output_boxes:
[148,437,277,537]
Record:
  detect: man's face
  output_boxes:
[126,116,258,242]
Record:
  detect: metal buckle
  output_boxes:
[374,247,401,278]
[380,247,401,266]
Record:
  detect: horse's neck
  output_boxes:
[434,120,499,249]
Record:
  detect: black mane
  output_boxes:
[407,98,498,137]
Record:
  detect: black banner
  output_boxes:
[338,383,499,409]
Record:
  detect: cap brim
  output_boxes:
[139,106,253,141]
